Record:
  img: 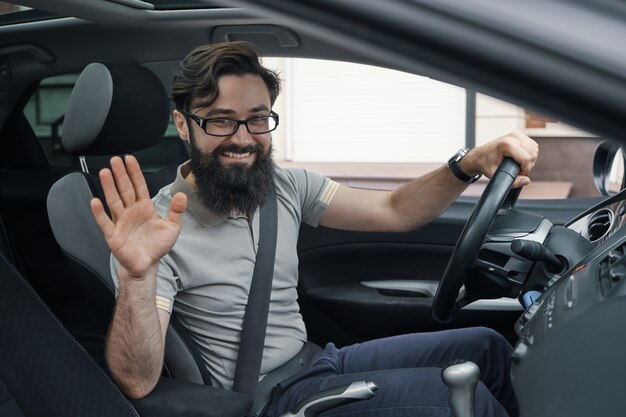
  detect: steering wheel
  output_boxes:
[432,157,521,323]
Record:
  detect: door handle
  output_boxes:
[360,280,439,297]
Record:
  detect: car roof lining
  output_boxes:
[12,0,254,25]
[2,0,626,144]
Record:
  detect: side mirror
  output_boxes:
[593,140,626,196]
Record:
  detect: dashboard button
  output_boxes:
[564,276,577,309]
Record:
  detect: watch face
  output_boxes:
[453,148,468,162]
[449,148,461,162]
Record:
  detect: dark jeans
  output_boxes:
[263,327,516,417]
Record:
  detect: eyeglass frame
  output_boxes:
[179,109,279,137]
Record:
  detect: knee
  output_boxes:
[471,326,502,339]
[472,327,510,349]
[464,327,513,362]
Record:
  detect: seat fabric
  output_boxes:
[0,252,140,417]
[46,61,210,385]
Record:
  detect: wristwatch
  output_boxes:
[447,147,482,184]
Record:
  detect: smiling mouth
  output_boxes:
[222,151,253,159]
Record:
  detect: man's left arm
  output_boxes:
[319,131,538,233]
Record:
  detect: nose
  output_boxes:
[230,123,254,147]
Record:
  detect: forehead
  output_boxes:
[206,74,270,111]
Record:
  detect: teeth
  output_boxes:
[223,151,251,159]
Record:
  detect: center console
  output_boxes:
[511,225,626,417]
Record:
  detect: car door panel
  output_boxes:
[297,195,604,346]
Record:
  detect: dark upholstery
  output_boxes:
[47,172,116,330]
[62,62,170,155]
[0,251,252,417]
[0,252,140,417]
[47,61,211,386]
[0,377,24,417]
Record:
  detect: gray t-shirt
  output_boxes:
[111,162,339,389]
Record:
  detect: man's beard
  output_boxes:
[188,133,275,216]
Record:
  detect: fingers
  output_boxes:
[471,131,538,187]
[99,156,150,219]
[110,156,136,207]
[99,166,124,220]
[511,175,531,189]
[90,197,116,241]
[166,192,188,226]
[492,131,538,180]
[505,131,538,175]
[125,155,151,201]
[504,144,533,176]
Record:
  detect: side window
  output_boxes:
[23,73,187,172]
[276,59,467,163]
[24,74,78,168]
[264,57,601,199]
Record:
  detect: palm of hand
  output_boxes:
[107,198,182,279]
[90,156,188,280]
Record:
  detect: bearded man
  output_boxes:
[91,41,538,417]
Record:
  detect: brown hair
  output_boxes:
[171,41,281,111]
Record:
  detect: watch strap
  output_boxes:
[448,147,482,184]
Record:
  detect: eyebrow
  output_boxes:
[250,105,270,113]
[201,105,270,117]
[202,108,234,117]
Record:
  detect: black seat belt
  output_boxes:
[230,187,371,417]
[232,185,278,396]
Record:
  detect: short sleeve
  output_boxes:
[285,168,339,227]
[109,254,181,314]
[154,257,182,313]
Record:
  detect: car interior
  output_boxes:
[1,1,626,417]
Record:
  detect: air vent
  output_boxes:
[587,208,614,242]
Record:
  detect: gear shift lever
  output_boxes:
[279,381,378,417]
[441,361,480,417]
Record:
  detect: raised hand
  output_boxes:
[90,155,187,280]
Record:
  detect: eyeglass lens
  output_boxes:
[204,116,277,136]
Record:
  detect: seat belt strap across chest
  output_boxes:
[232,185,278,396]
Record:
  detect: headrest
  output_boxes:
[62,62,171,156]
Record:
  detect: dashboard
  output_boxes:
[511,189,626,417]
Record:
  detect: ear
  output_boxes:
[172,109,189,142]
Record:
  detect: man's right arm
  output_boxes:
[105,265,171,399]
[90,155,186,399]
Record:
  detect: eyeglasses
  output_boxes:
[180,109,279,137]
